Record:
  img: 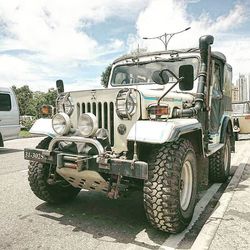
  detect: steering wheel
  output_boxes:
[120,78,129,85]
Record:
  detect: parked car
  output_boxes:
[232,101,250,140]
[0,87,20,147]
[24,35,234,233]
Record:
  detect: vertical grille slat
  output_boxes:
[107,102,111,138]
[104,102,108,129]
[92,103,96,115]
[82,103,86,113]
[87,102,91,112]
[98,102,102,128]
[77,103,80,123]
[81,101,114,146]
[110,102,114,146]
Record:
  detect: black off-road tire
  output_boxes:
[234,132,239,141]
[143,139,197,233]
[28,137,80,203]
[209,135,231,183]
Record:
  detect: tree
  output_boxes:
[12,85,34,116]
[101,64,112,88]
[12,85,57,118]
[32,89,57,117]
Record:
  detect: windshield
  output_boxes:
[111,57,199,87]
[232,103,250,114]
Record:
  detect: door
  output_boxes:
[0,90,20,140]
[210,60,224,133]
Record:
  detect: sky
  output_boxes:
[0,0,250,92]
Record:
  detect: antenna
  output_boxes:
[133,89,138,162]
[143,27,191,51]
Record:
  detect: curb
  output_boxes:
[191,163,247,250]
[160,184,222,250]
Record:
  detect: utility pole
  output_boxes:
[143,27,191,51]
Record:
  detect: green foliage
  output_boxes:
[12,85,33,116]
[21,118,35,130]
[101,64,112,88]
[12,85,57,118]
[19,130,31,138]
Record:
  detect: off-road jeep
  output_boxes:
[24,35,234,233]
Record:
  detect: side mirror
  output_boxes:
[152,70,169,85]
[179,65,194,91]
[56,79,64,94]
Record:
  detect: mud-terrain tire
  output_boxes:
[234,132,239,141]
[209,135,231,183]
[143,139,197,233]
[28,137,80,203]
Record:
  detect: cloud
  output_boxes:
[0,0,149,91]
[133,0,250,82]
[0,0,249,91]
[0,0,150,61]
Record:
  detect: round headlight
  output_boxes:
[78,113,98,137]
[52,113,71,135]
[116,89,137,119]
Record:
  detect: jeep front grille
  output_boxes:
[80,102,114,146]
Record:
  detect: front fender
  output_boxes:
[127,119,202,144]
[29,118,56,137]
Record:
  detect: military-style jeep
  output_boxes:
[24,35,234,233]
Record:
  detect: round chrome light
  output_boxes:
[116,89,137,119]
[56,93,74,116]
[78,113,98,137]
[52,113,71,135]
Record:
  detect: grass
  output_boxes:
[19,130,31,138]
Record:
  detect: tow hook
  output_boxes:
[107,175,121,199]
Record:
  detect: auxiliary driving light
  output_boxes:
[78,113,98,137]
[52,113,71,135]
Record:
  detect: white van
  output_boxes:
[0,87,20,146]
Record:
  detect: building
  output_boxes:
[236,74,250,101]
[232,86,239,102]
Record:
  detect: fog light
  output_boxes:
[78,113,98,137]
[52,113,71,135]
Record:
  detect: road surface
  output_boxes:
[0,136,249,249]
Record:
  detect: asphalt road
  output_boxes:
[0,135,250,250]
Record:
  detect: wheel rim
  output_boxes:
[180,160,193,211]
[224,141,229,171]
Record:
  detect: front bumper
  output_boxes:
[24,136,148,180]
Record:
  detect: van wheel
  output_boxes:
[143,139,197,233]
[28,137,80,203]
[209,135,231,182]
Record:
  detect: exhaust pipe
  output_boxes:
[173,35,214,117]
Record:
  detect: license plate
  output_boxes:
[24,149,47,162]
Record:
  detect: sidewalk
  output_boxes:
[192,159,250,250]
[209,163,250,250]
